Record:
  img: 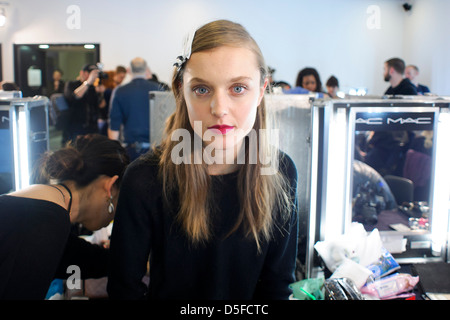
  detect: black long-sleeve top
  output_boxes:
[64,80,100,134]
[385,78,418,95]
[0,196,110,299]
[107,151,299,300]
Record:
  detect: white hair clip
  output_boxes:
[174,30,196,72]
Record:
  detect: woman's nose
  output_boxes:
[210,91,229,117]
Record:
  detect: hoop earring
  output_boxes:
[108,196,115,214]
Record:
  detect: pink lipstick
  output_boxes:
[207,124,234,135]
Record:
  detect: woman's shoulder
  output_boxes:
[127,149,160,170]
[119,149,165,199]
[278,150,297,181]
[4,185,68,210]
[122,149,161,184]
[0,193,70,216]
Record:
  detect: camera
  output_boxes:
[96,62,109,82]
[353,181,386,225]
[402,3,412,12]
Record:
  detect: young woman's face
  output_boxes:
[53,71,62,81]
[182,46,267,154]
[301,75,317,92]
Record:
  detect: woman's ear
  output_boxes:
[257,77,269,107]
[104,175,119,198]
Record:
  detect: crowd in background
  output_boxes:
[0,55,433,192]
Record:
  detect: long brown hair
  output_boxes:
[156,20,292,250]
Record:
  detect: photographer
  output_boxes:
[108,57,164,160]
[63,64,105,145]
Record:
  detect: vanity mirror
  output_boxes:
[307,98,450,277]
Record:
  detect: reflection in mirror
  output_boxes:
[350,109,437,242]
[307,101,448,276]
[352,129,433,233]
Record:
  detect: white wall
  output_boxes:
[0,0,448,95]
[403,0,450,96]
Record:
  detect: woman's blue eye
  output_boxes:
[232,85,246,94]
[194,87,209,95]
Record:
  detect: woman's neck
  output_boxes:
[59,181,81,224]
[207,162,240,175]
[204,141,243,175]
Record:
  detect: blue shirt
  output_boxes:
[283,86,325,98]
[109,78,163,144]
[283,86,310,94]
[416,84,430,95]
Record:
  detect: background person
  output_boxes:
[99,65,127,135]
[63,64,103,145]
[284,67,325,96]
[326,75,340,98]
[48,69,65,96]
[383,57,417,95]
[295,67,323,93]
[405,64,431,95]
[0,134,130,299]
[108,57,164,161]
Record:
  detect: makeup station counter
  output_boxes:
[304,96,450,299]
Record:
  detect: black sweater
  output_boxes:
[385,78,418,96]
[0,196,110,299]
[107,151,298,300]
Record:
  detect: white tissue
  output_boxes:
[330,258,373,289]
[314,222,384,276]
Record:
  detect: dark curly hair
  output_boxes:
[295,67,322,92]
[33,134,130,187]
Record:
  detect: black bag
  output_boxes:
[324,278,364,300]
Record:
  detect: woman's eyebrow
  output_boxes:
[188,77,209,85]
[229,76,253,83]
[187,76,254,85]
